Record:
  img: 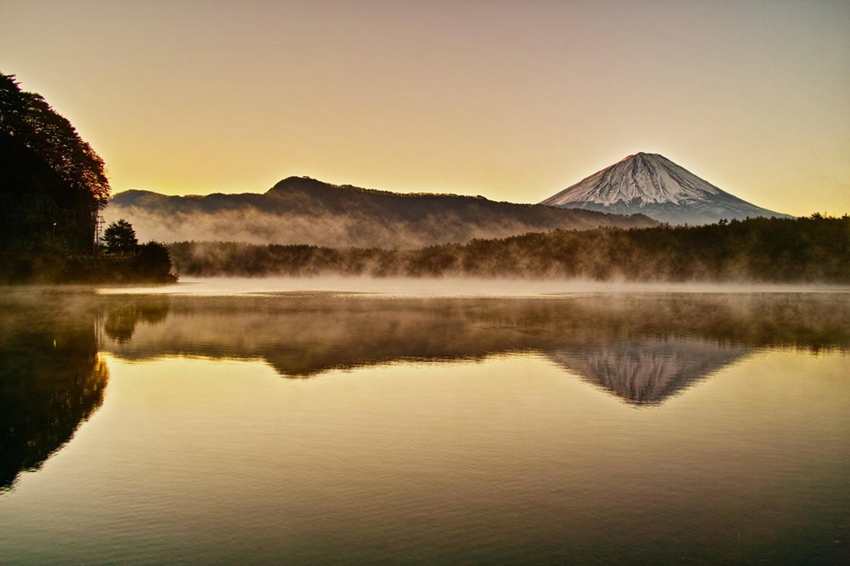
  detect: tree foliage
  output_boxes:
[0,72,110,253]
[102,219,138,255]
[131,241,174,281]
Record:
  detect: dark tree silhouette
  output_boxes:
[132,241,175,281]
[0,72,110,253]
[167,215,850,283]
[0,73,176,283]
[102,219,138,255]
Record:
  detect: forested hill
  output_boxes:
[106,176,657,248]
[169,214,850,283]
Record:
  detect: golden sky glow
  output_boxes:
[1,0,849,215]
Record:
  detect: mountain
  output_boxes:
[105,176,656,248]
[541,153,792,225]
[547,339,751,405]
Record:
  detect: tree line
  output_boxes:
[169,214,850,283]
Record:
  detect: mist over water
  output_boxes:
[2,282,849,565]
[97,276,850,298]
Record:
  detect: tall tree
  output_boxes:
[0,72,110,253]
[101,219,138,255]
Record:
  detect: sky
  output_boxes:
[1,0,848,216]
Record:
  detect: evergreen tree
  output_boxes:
[102,219,138,255]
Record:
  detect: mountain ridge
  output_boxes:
[106,176,657,248]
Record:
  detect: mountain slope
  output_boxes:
[541,153,792,225]
[106,176,656,248]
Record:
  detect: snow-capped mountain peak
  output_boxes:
[541,153,791,225]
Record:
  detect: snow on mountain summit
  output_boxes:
[545,153,721,206]
[541,153,792,225]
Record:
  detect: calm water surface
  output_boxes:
[1,280,849,565]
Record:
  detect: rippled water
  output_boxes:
[1,281,848,565]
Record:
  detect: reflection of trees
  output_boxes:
[0,301,108,491]
[103,298,170,344]
[107,293,850,404]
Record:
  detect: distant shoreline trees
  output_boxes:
[168,214,850,284]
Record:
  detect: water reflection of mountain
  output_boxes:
[105,293,850,405]
[1,290,848,490]
[548,339,751,405]
[3,289,846,493]
[0,293,108,491]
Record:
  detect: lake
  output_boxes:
[1,279,848,565]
